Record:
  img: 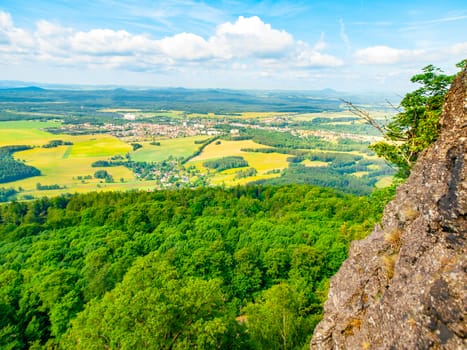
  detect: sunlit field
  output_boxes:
[0,121,63,146]
[131,136,208,162]
[0,122,158,198]
[69,135,132,158]
[188,139,289,185]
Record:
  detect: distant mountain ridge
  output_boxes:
[0,82,396,112]
[0,80,397,102]
[0,86,46,92]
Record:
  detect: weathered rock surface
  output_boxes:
[311,69,467,349]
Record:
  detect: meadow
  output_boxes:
[188,140,290,185]
[0,121,62,146]
[131,135,208,162]
[0,122,160,198]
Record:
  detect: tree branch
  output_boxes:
[340,99,386,136]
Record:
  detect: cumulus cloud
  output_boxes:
[354,43,467,65]
[71,29,156,56]
[0,11,13,29]
[0,11,34,52]
[158,32,211,60]
[0,11,342,74]
[295,41,343,67]
[211,16,294,58]
[354,46,424,64]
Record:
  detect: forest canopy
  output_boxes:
[0,184,392,349]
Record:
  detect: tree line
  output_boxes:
[0,146,41,183]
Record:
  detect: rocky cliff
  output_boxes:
[311,69,466,349]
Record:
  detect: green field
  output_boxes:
[131,136,208,162]
[0,121,62,146]
[0,121,157,198]
[69,136,132,157]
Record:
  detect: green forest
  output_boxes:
[0,184,393,349]
[203,156,249,172]
[0,146,41,184]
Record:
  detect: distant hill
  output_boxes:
[0,83,397,114]
[0,86,46,92]
[0,80,399,107]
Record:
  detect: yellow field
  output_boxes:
[189,140,268,161]
[291,110,391,122]
[0,121,149,198]
[302,160,328,167]
[352,171,370,178]
[11,136,137,197]
[188,140,289,185]
[184,111,292,121]
[375,176,393,188]
[99,108,141,112]
[69,135,132,157]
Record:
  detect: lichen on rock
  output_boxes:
[311,69,467,349]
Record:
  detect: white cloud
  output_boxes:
[0,12,343,72]
[451,42,467,55]
[158,32,211,60]
[354,46,423,64]
[313,32,326,51]
[0,11,13,29]
[354,42,467,66]
[295,41,343,67]
[211,16,294,58]
[71,29,155,55]
[0,11,34,52]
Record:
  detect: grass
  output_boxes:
[188,140,289,185]
[291,110,390,122]
[302,160,328,167]
[189,140,269,161]
[238,112,292,120]
[0,121,62,129]
[0,121,63,146]
[384,229,402,251]
[99,108,141,113]
[184,111,290,121]
[17,180,156,199]
[382,254,398,280]
[353,171,370,178]
[69,135,132,158]
[0,122,144,197]
[131,136,208,162]
[12,144,136,190]
[375,176,393,188]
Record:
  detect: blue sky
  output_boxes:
[0,0,466,92]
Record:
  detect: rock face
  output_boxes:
[311,69,467,349]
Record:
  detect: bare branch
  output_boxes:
[340,99,386,136]
[385,99,402,113]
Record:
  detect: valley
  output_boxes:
[0,89,395,202]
